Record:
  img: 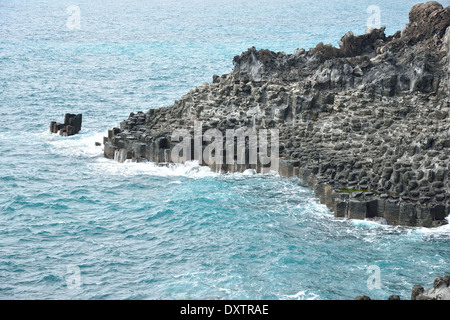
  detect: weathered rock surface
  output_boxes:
[50,113,82,136]
[104,2,450,227]
[356,275,450,300]
[411,275,450,300]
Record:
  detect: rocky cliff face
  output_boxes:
[104,2,450,227]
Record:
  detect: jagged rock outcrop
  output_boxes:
[411,275,450,300]
[356,275,450,300]
[50,113,82,136]
[103,2,450,227]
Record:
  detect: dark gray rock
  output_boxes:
[348,200,367,220]
[399,203,417,226]
[103,2,450,228]
[412,275,450,300]
[334,198,348,218]
[50,113,82,136]
[384,200,400,225]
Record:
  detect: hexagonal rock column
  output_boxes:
[50,113,82,136]
[348,200,367,220]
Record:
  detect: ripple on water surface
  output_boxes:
[1,0,450,300]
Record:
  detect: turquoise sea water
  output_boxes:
[1,0,450,300]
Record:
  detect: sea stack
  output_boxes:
[103,2,450,227]
[50,113,82,136]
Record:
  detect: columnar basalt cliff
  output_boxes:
[104,2,450,227]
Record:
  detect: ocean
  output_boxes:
[1,0,450,300]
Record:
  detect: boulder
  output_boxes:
[412,276,450,300]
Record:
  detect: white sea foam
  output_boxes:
[350,218,389,228]
[93,158,218,179]
[281,290,319,300]
[414,216,450,235]
[41,129,105,159]
[303,200,332,217]
[242,169,257,175]
[38,129,278,179]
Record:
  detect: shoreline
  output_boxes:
[103,2,450,228]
